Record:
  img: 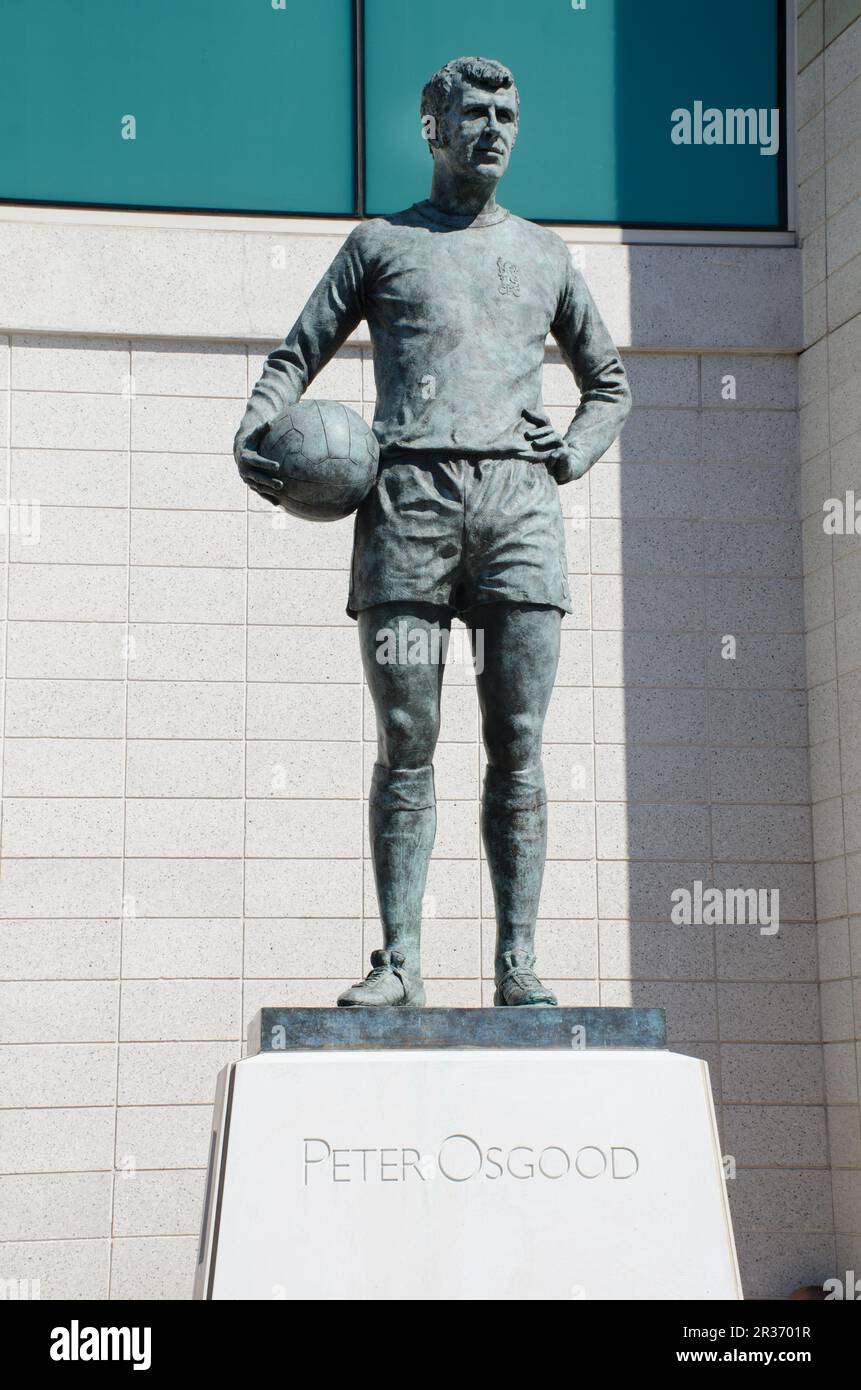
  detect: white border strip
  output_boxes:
[0,201,796,247]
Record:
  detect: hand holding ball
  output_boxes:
[239,401,379,521]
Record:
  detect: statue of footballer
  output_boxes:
[234,57,631,1010]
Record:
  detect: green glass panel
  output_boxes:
[363,0,783,227]
[0,0,355,214]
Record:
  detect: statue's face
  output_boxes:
[437,81,518,182]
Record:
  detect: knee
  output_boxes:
[377,705,439,769]
[483,710,542,772]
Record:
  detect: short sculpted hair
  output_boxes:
[420,56,519,152]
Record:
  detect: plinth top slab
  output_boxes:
[247,1006,666,1055]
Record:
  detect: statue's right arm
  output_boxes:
[234,228,367,463]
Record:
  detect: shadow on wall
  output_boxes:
[613,7,832,1300]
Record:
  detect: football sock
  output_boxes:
[481,763,548,976]
[369,763,436,975]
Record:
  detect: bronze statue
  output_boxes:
[235,57,631,1008]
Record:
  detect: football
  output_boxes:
[257,400,379,521]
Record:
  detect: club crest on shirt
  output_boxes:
[496,257,520,297]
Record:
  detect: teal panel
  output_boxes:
[363,0,783,227]
[0,0,355,213]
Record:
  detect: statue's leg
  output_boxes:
[337,601,451,1008]
[470,601,562,1006]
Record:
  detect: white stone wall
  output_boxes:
[0,320,833,1300]
[797,3,861,1285]
[0,188,836,1299]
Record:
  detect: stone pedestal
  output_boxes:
[193,1008,741,1301]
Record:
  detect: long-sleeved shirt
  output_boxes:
[240,200,631,481]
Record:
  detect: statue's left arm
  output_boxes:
[546,254,632,484]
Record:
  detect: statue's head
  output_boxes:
[420,56,519,185]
